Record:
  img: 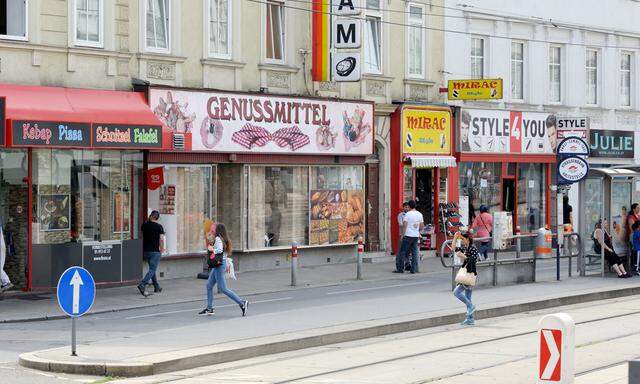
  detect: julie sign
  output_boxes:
[589,129,634,158]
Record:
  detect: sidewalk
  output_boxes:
[1,255,438,323]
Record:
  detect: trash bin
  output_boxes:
[535,226,553,258]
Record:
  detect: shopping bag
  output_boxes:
[225,258,237,280]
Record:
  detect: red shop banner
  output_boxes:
[147,167,164,190]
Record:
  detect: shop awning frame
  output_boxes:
[590,167,640,178]
[407,155,457,168]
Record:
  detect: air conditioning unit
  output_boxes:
[173,133,185,150]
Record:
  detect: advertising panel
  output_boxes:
[402,106,451,155]
[589,129,634,158]
[309,189,365,245]
[448,79,503,100]
[458,109,557,154]
[149,89,374,155]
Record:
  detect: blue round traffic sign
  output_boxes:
[56,267,96,317]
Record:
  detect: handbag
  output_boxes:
[455,267,477,286]
[207,251,224,269]
[480,214,492,238]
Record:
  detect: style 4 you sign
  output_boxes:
[150,89,374,155]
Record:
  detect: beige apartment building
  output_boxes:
[0,1,445,283]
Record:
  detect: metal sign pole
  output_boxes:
[71,317,77,356]
[556,188,564,281]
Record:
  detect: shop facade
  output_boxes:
[145,87,374,275]
[454,107,555,243]
[390,104,457,253]
[0,84,166,290]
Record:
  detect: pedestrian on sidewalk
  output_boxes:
[0,224,13,292]
[453,229,478,325]
[394,200,423,274]
[199,223,248,316]
[632,221,640,275]
[137,211,166,296]
[394,201,409,259]
[593,218,631,278]
[470,205,492,261]
[627,203,640,272]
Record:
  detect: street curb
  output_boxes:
[18,284,640,377]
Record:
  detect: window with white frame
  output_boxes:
[75,0,102,47]
[586,49,598,105]
[511,42,524,100]
[471,37,484,79]
[549,46,561,103]
[208,0,231,58]
[1,0,27,39]
[265,0,285,62]
[621,52,632,107]
[145,0,170,52]
[407,4,425,78]
[365,0,382,74]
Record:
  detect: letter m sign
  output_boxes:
[334,19,361,49]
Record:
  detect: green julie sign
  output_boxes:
[589,129,634,158]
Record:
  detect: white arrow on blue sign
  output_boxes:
[57,267,95,317]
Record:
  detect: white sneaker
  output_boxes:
[1,283,14,292]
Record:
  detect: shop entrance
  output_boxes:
[415,168,434,224]
[0,150,29,289]
[502,179,515,213]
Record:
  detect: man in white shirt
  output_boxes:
[394,200,424,274]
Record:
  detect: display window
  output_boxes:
[516,163,546,233]
[148,164,215,256]
[459,162,502,223]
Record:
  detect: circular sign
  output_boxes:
[557,156,589,184]
[56,267,96,318]
[557,137,590,156]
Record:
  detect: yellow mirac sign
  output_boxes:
[448,79,503,100]
[402,107,451,155]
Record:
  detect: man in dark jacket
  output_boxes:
[137,211,165,296]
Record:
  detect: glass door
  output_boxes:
[610,180,632,256]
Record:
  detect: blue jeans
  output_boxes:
[478,242,490,260]
[453,284,474,318]
[141,252,161,288]
[206,259,244,310]
[397,236,419,273]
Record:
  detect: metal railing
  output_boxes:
[438,232,582,290]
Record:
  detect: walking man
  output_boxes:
[138,211,165,296]
[395,200,424,274]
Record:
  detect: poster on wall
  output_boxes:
[149,88,374,155]
[458,109,557,154]
[113,191,130,233]
[309,190,365,245]
[159,185,176,215]
[39,194,71,232]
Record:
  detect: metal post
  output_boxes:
[556,189,564,281]
[533,245,537,282]
[515,226,521,259]
[291,242,298,286]
[356,238,364,280]
[493,250,497,287]
[568,234,572,278]
[71,317,77,356]
[601,239,605,278]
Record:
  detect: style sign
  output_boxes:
[557,137,589,156]
[402,106,451,155]
[150,89,374,155]
[448,79,503,100]
[332,0,361,15]
[334,19,361,48]
[333,51,361,82]
[557,117,588,140]
[458,109,557,154]
[589,129,634,158]
[557,156,589,185]
[92,124,162,148]
[12,120,91,147]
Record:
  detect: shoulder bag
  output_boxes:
[207,250,224,269]
[455,267,477,286]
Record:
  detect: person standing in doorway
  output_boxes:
[199,223,249,316]
[394,200,424,274]
[137,211,165,297]
[471,205,492,261]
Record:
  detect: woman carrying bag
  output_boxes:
[198,223,249,316]
[453,228,479,326]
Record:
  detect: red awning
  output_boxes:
[0,83,160,125]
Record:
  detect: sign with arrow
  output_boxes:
[537,313,575,383]
[57,267,95,318]
[539,329,562,380]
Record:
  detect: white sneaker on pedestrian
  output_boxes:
[1,283,14,292]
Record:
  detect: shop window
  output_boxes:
[459,162,501,224]
[148,165,214,256]
[265,0,285,62]
[208,0,231,58]
[0,0,27,40]
[516,163,546,233]
[310,166,365,245]
[145,0,170,52]
[248,166,308,249]
[75,0,102,47]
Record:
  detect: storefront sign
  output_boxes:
[82,242,122,283]
[557,117,588,139]
[402,106,451,155]
[0,97,5,146]
[557,137,589,156]
[589,129,634,158]
[147,167,164,190]
[458,109,556,154]
[447,79,503,100]
[92,124,162,148]
[12,120,90,147]
[149,89,374,155]
[557,156,589,185]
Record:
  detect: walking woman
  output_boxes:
[199,223,249,316]
[593,218,631,278]
[453,229,479,325]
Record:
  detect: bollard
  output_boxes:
[537,313,575,384]
[290,242,298,287]
[357,237,364,280]
[515,226,521,258]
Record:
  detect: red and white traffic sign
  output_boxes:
[537,313,575,384]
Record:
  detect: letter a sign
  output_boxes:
[333,0,361,15]
[537,313,574,384]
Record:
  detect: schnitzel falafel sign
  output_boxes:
[149,89,374,155]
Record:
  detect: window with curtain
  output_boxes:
[365,0,382,74]
[549,46,561,103]
[621,52,632,107]
[407,4,424,78]
[209,0,231,58]
[146,0,169,51]
[265,1,284,61]
[471,37,484,79]
[586,49,598,105]
[76,0,101,46]
[248,166,308,249]
[0,0,27,39]
[511,42,524,100]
